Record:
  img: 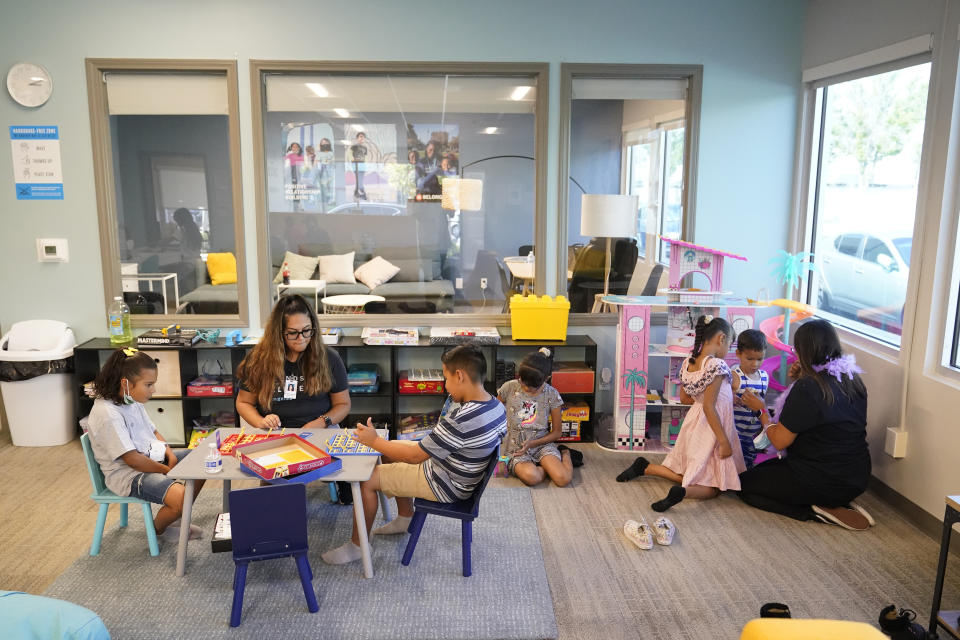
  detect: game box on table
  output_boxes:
[235,434,341,483]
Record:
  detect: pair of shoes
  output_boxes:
[622,515,677,549]
[760,602,791,618]
[811,504,871,531]
[557,444,584,467]
[849,501,876,526]
[879,605,919,635]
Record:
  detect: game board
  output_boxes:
[326,433,380,456]
[218,432,285,456]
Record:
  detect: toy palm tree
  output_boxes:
[621,368,647,450]
[768,250,818,382]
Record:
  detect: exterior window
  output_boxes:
[806,61,930,346]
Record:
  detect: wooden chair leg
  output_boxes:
[462,519,473,577]
[119,503,129,527]
[295,554,319,613]
[90,503,108,556]
[401,511,428,566]
[230,563,248,627]
[142,503,159,556]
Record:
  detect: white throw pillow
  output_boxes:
[354,256,400,289]
[273,251,319,284]
[317,251,357,284]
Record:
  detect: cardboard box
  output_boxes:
[551,363,595,394]
[186,377,234,397]
[398,369,445,394]
[559,401,589,442]
[236,434,340,482]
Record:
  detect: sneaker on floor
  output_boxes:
[161,523,203,540]
[759,602,791,618]
[652,516,676,546]
[622,518,653,550]
[849,501,876,527]
[811,505,870,531]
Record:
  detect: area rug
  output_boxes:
[45,486,558,640]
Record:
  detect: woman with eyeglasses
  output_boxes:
[235,294,350,430]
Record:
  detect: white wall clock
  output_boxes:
[6,62,53,108]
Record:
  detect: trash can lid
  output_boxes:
[0,320,75,361]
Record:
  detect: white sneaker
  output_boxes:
[653,516,676,545]
[623,518,653,550]
[849,501,876,527]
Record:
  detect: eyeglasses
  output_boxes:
[284,327,315,340]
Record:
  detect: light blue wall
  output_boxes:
[0,0,804,339]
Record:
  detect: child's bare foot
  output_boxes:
[616,456,649,482]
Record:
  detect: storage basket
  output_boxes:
[509,295,570,341]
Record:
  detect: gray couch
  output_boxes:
[177,259,239,314]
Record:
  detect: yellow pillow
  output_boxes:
[206,252,237,286]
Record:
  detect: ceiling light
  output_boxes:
[306,83,328,97]
[510,86,532,101]
[483,127,498,135]
[351,124,365,132]
[333,108,350,118]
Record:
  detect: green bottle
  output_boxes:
[108,296,133,344]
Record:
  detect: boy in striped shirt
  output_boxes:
[731,329,771,468]
[322,343,507,565]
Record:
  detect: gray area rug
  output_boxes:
[45,486,557,640]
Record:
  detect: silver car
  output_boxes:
[818,233,911,333]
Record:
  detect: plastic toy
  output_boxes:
[225,330,243,346]
[661,239,747,301]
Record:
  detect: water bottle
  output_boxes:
[204,441,223,474]
[526,250,534,264]
[107,296,133,345]
[282,262,291,285]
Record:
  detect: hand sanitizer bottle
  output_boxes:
[204,441,222,474]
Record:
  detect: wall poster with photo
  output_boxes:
[281,122,336,212]
[406,124,460,201]
[343,124,398,204]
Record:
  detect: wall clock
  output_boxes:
[6,62,53,108]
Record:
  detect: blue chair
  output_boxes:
[80,433,159,557]
[401,446,499,577]
[228,483,319,627]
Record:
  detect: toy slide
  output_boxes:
[758,298,814,391]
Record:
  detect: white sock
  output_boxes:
[161,523,202,540]
[321,541,362,565]
[372,516,412,535]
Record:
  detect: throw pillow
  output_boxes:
[273,251,319,284]
[206,252,237,286]
[354,256,400,289]
[317,251,356,284]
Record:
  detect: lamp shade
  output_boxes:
[580,194,638,238]
[441,178,483,211]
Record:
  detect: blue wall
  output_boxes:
[0,0,804,338]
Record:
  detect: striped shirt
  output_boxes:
[732,365,768,467]
[419,396,507,502]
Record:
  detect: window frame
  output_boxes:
[558,63,703,318]
[84,58,249,327]
[249,60,549,327]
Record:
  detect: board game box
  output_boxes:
[398,369,444,394]
[236,434,341,482]
[218,431,287,456]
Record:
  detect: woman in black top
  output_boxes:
[235,294,350,430]
[738,319,872,530]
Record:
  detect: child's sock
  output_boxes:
[651,486,686,512]
[557,444,584,467]
[372,516,412,535]
[160,523,202,540]
[321,541,362,565]
[616,456,649,482]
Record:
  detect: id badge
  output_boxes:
[283,375,298,400]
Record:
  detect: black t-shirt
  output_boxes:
[239,349,348,429]
[779,376,871,492]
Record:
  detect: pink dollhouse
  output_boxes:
[664,238,747,292]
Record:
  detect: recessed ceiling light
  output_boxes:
[333,108,350,117]
[305,83,328,97]
[483,127,498,134]
[510,86,532,101]
[351,124,365,132]
[339,139,352,145]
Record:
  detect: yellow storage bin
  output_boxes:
[509,295,570,341]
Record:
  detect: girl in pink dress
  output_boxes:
[616,315,746,511]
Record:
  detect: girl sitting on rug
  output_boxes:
[616,315,745,511]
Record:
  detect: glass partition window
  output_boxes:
[260,72,538,315]
[805,61,930,346]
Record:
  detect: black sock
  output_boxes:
[558,445,584,467]
[616,456,649,482]
[652,486,686,512]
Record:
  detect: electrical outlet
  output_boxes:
[455,277,463,289]
[480,277,488,290]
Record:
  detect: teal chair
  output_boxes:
[80,433,159,556]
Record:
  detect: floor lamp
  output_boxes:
[579,194,638,311]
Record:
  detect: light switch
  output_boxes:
[36,238,69,262]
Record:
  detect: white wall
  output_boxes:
[802,0,960,518]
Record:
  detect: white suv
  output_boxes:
[818,233,911,333]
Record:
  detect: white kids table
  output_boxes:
[168,427,390,579]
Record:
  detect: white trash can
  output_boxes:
[0,320,77,446]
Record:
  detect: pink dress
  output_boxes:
[662,356,745,490]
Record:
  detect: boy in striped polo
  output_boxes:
[322,343,507,565]
[731,329,771,468]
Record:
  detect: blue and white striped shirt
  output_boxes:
[733,365,768,466]
[419,396,507,502]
